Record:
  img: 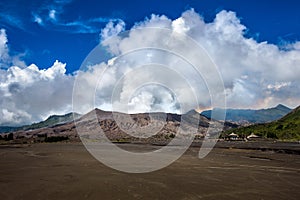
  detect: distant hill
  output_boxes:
[22,112,81,130]
[1,108,238,144]
[0,112,81,133]
[0,126,19,133]
[201,104,291,124]
[223,105,300,140]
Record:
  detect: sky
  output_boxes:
[1,0,300,126]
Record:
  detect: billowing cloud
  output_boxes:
[0,60,74,126]
[0,29,26,69]
[0,28,74,126]
[0,29,9,66]
[76,9,300,114]
[100,20,126,41]
[1,9,300,126]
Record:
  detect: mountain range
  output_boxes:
[0,108,236,144]
[223,105,300,140]
[1,104,299,143]
[201,104,291,124]
[1,104,289,134]
[0,112,81,133]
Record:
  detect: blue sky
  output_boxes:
[1,0,300,125]
[1,0,300,73]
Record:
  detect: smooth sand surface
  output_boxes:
[0,142,299,200]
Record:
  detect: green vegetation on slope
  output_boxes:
[223,106,300,141]
[22,112,81,131]
[0,113,81,133]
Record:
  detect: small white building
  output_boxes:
[247,133,260,139]
[228,132,239,140]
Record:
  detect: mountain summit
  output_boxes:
[201,104,291,124]
[0,112,81,133]
[223,105,300,140]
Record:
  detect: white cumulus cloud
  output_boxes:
[100,20,126,41]
[0,60,74,126]
[90,9,300,112]
[0,29,9,66]
[0,31,74,126]
[1,9,300,126]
